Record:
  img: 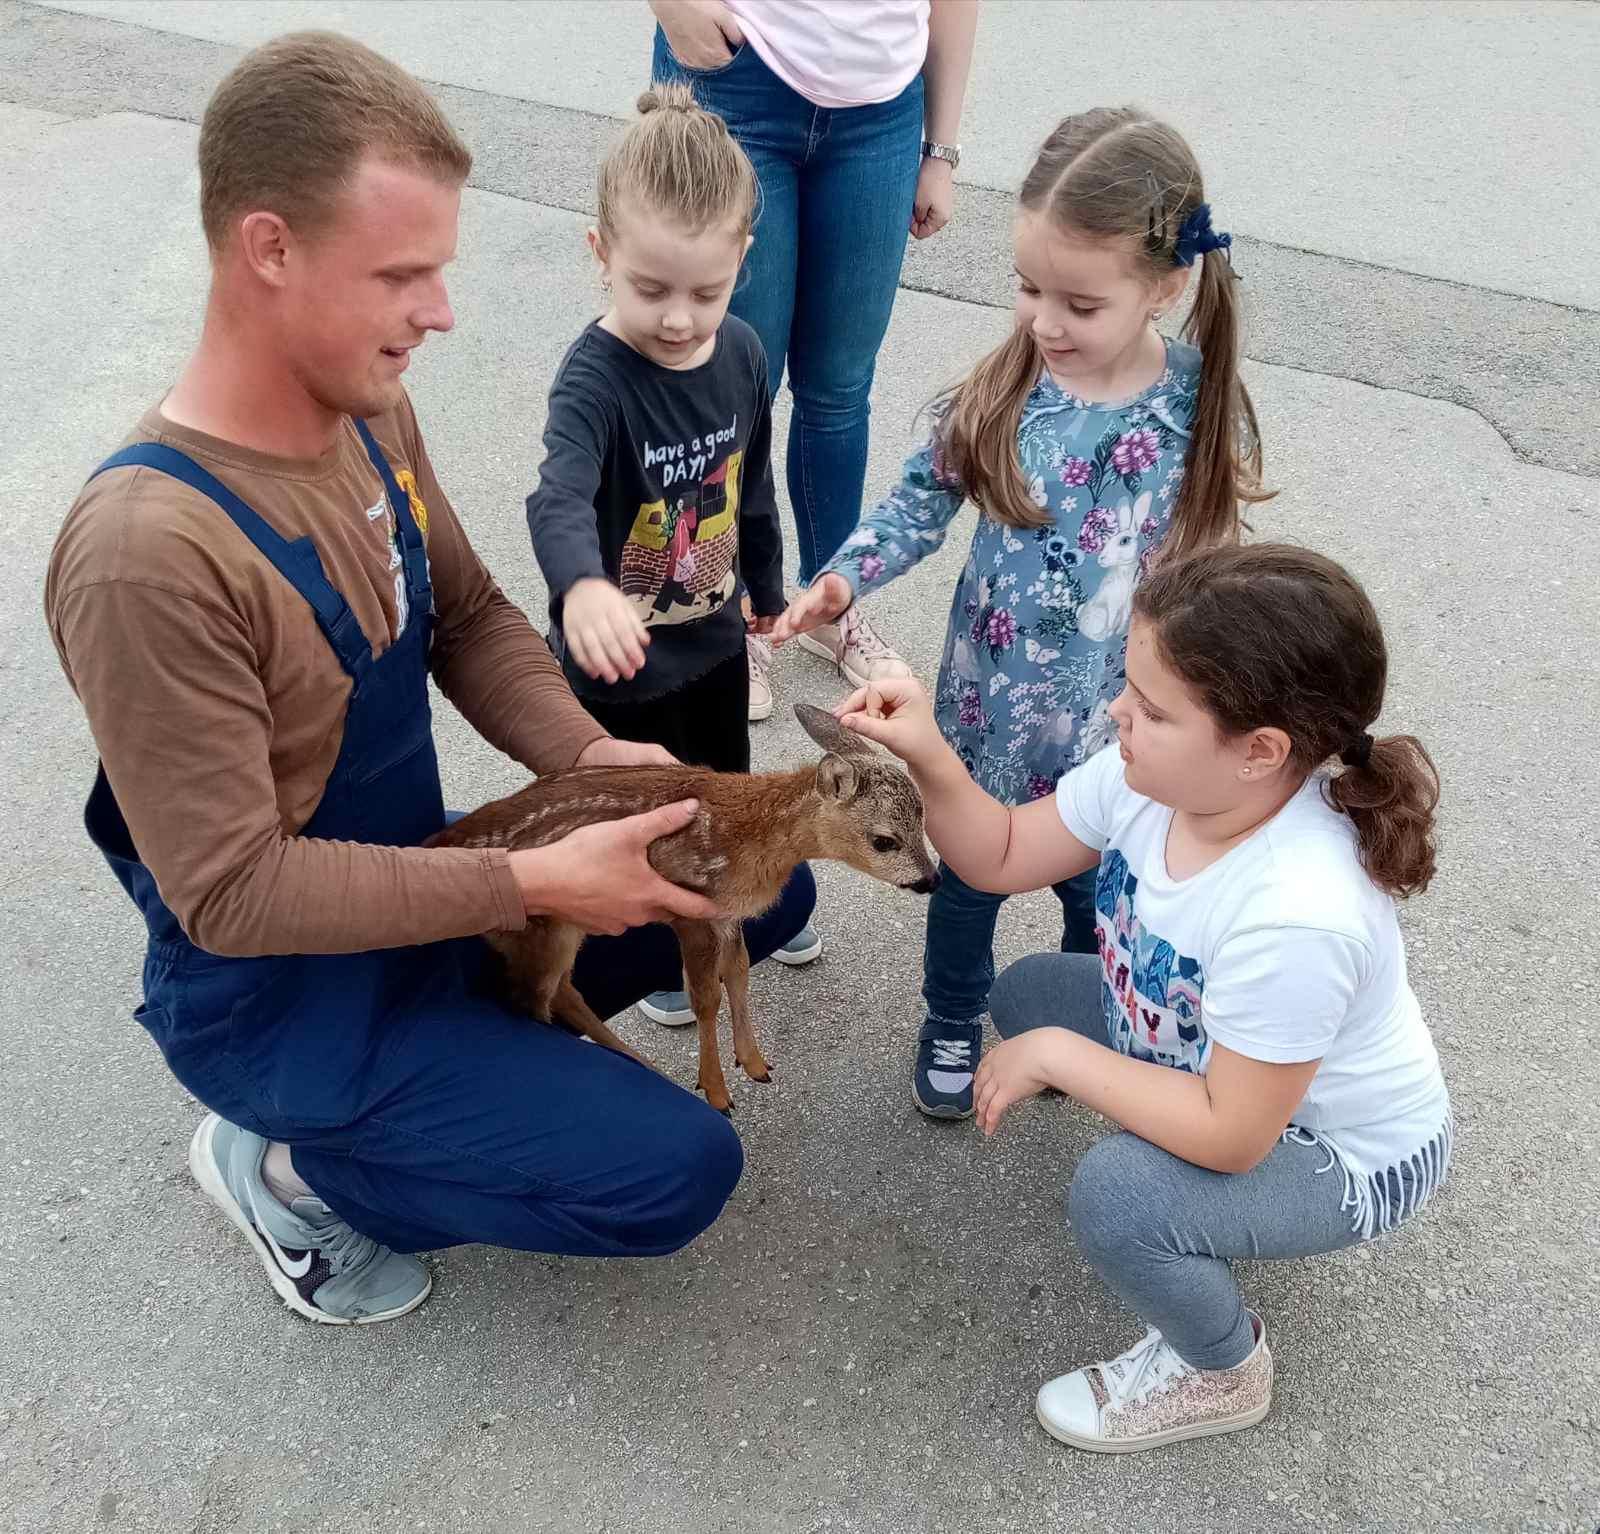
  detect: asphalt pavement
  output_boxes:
[2,3,1597,1531]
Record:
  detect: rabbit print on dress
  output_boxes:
[1078,491,1150,643]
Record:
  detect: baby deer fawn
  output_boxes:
[429,704,940,1112]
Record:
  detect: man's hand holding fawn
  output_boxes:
[563,578,650,683]
[509,799,720,934]
[770,573,852,645]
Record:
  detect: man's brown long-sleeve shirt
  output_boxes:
[46,394,605,957]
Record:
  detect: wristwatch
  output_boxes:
[921,139,961,170]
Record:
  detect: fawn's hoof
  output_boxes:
[697,1081,735,1115]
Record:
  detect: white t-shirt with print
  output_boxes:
[1056,746,1451,1234]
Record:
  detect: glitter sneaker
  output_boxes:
[1035,1316,1272,1453]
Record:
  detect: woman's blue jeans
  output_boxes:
[652,32,924,582]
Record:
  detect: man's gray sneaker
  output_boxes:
[638,988,696,1027]
[641,924,826,1027]
[188,1113,431,1325]
[770,924,824,966]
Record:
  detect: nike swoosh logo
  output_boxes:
[258,1220,314,1279]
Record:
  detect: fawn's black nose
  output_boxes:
[906,872,941,895]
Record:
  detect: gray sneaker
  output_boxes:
[188,1113,432,1325]
[638,989,696,1027]
[770,924,824,966]
[640,926,825,1027]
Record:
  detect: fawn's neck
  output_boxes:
[749,767,828,865]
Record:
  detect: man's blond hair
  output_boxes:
[198,31,472,251]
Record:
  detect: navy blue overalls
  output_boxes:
[81,419,809,1255]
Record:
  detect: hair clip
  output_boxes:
[1171,202,1232,268]
[1144,171,1170,256]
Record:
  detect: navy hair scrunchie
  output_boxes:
[1172,202,1233,268]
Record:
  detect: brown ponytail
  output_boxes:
[1133,543,1441,898]
[1169,233,1269,563]
[1323,735,1440,898]
[938,106,1271,546]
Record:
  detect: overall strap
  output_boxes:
[91,443,374,682]
[354,417,433,619]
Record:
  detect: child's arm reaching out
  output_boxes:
[836,676,1098,894]
[843,679,1327,1174]
[525,378,649,684]
[561,581,649,684]
[772,430,967,643]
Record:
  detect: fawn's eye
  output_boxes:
[871,835,900,854]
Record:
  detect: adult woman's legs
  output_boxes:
[785,80,924,582]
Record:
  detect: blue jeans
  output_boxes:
[652,32,924,582]
[922,860,1099,1023]
[235,871,815,1257]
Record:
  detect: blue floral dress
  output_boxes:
[826,338,1202,805]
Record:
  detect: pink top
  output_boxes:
[724,0,931,109]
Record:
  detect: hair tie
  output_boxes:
[1172,202,1232,268]
[1340,732,1375,769]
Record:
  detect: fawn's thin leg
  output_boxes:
[547,975,658,1072]
[673,920,732,1114]
[491,925,657,1072]
[488,925,580,1032]
[722,929,770,1083]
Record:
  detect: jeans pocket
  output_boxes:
[663,39,747,77]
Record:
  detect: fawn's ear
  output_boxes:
[816,753,860,801]
[795,702,871,758]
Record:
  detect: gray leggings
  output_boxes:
[990,953,1375,1371]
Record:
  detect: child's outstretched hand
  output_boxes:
[770,573,852,645]
[834,675,945,770]
[973,1032,1058,1137]
[748,612,779,637]
[563,578,650,684]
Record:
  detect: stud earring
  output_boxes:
[1241,766,1252,777]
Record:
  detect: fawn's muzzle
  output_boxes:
[905,872,942,895]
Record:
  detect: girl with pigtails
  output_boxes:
[774,106,1271,1120]
[835,542,1452,1451]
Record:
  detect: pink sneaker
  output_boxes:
[746,633,773,722]
[796,605,911,690]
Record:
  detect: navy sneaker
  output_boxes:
[188,1113,431,1324]
[912,1016,983,1119]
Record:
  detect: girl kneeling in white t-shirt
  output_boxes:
[836,542,1450,1454]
